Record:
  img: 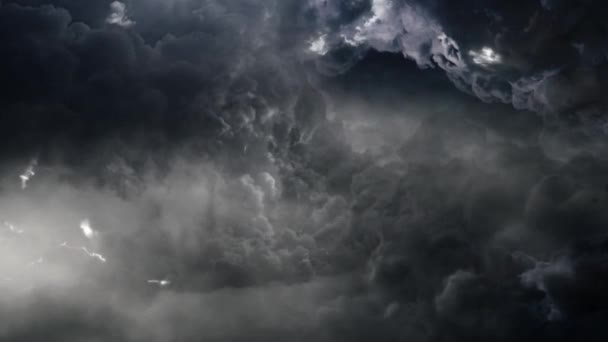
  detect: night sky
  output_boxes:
[1,1,608,341]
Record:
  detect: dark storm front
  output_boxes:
[1,1,608,341]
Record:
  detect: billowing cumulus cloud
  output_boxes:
[313,1,608,128]
[0,1,608,341]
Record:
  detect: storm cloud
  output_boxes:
[0,1,608,341]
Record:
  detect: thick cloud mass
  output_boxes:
[0,1,608,341]
[313,0,608,140]
[316,0,607,110]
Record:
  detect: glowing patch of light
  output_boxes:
[4,221,24,234]
[147,279,171,287]
[106,1,135,27]
[79,219,96,239]
[19,159,37,190]
[469,47,501,66]
[352,0,392,43]
[309,35,329,56]
[363,0,391,29]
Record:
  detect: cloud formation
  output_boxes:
[313,0,608,117]
[0,1,608,342]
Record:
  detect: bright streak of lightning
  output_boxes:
[85,250,107,263]
[59,242,107,263]
[19,159,37,190]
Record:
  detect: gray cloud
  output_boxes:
[312,0,608,130]
[1,1,608,341]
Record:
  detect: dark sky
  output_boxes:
[1,1,608,341]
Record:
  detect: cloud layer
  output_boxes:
[0,1,608,341]
[313,0,608,121]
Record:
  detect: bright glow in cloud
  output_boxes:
[352,0,397,45]
[79,219,97,239]
[309,35,329,55]
[147,279,171,287]
[106,1,135,27]
[469,47,502,66]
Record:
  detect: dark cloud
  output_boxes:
[312,0,608,146]
[0,1,608,341]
